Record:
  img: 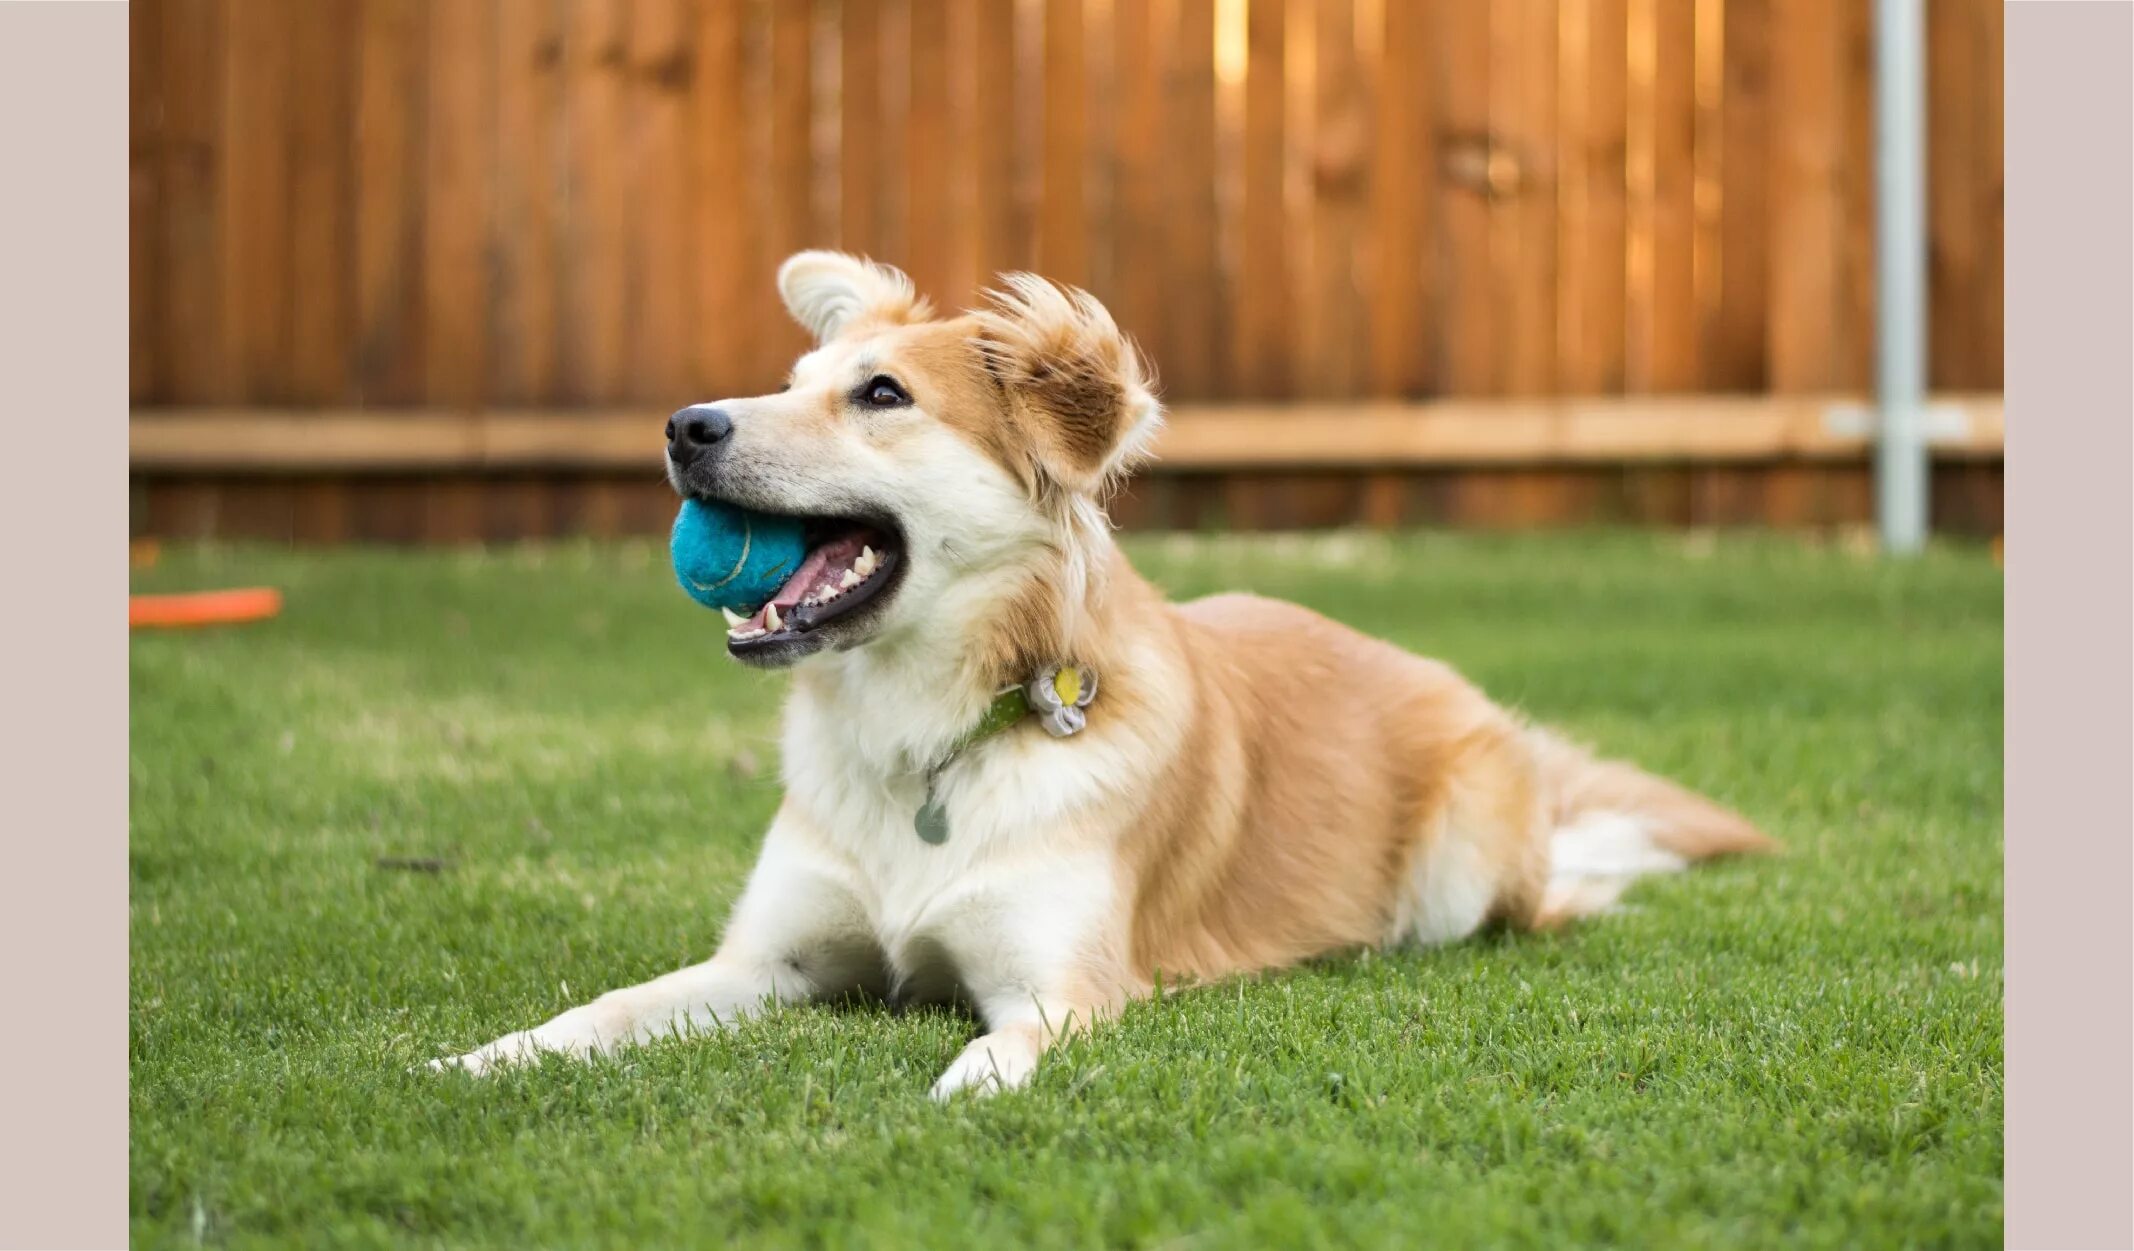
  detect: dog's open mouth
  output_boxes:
[725,517,904,656]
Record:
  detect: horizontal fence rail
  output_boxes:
[132,395,2004,472]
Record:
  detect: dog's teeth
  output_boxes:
[763,603,782,632]
[854,547,878,577]
[720,607,746,627]
[839,568,863,590]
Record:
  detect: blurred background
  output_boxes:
[127,0,2002,543]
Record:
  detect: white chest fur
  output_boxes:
[768,670,1168,1006]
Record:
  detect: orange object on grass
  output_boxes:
[129,587,283,629]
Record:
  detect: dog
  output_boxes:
[436,251,1772,1097]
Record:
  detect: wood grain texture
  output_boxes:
[840,0,884,257]
[1367,0,1432,398]
[1556,0,1626,397]
[421,0,497,408]
[491,0,566,404]
[904,0,954,302]
[1645,0,1697,391]
[628,0,697,400]
[694,0,755,397]
[968,0,1020,290]
[1498,0,1559,396]
[220,0,296,402]
[1039,0,1089,285]
[1237,0,1291,397]
[560,0,630,402]
[1305,0,1366,398]
[354,0,428,405]
[1111,0,1165,368]
[129,1,2002,425]
[131,395,2006,473]
[1765,0,1838,393]
[1159,0,1221,399]
[1834,0,1876,393]
[1706,0,1767,390]
[764,0,817,375]
[1435,0,1495,395]
[131,4,164,401]
[156,0,226,405]
[287,0,358,404]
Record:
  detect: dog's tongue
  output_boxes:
[769,546,835,612]
[747,532,872,630]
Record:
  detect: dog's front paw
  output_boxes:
[428,1008,621,1077]
[426,1029,554,1076]
[929,1030,1040,1101]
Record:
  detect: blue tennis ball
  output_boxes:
[669,497,809,615]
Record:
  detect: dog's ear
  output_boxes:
[777,251,930,343]
[971,274,1164,498]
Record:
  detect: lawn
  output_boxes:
[129,531,2004,1249]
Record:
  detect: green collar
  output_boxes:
[948,684,1034,758]
[913,663,1098,845]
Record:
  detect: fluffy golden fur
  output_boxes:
[438,252,1772,1096]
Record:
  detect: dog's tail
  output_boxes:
[1523,727,1776,930]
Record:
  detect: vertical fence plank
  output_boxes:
[941,0,984,304]
[905,0,953,301]
[765,0,817,372]
[1111,0,1166,363]
[1368,0,1431,397]
[627,0,697,401]
[1975,0,2003,389]
[131,6,164,402]
[1436,0,1494,395]
[841,0,883,257]
[968,0,1018,288]
[696,0,755,397]
[287,0,358,404]
[1499,0,1558,395]
[1647,0,1697,390]
[492,0,565,404]
[1705,0,1767,390]
[1306,0,1365,398]
[1834,0,1876,392]
[560,0,630,402]
[1766,0,1838,393]
[355,0,427,405]
[1928,0,1990,391]
[221,0,295,403]
[1159,0,1220,398]
[1560,0,1626,394]
[159,0,224,405]
[1039,0,1088,284]
[423,0,497,409]
[1237,0,1288,396]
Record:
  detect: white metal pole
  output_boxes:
[1875,0,1929,554]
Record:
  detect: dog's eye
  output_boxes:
[859,376,910,408]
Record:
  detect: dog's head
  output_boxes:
[667,251,1163,670]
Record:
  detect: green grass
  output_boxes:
[130,531,2003,1249]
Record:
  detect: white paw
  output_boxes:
[427,1010,617,1076]
[929,1031,1039,1101]
[426,1029,555,1076]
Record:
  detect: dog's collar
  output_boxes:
[914,663,1097,845]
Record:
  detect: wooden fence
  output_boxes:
[129,0,2004,539]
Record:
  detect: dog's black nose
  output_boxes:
[665,405,733,467]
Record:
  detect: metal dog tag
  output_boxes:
[914,770,950,845]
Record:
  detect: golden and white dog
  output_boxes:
[438,252,1771,1097]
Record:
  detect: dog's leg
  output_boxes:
[922,856,1129,1100]
[435,831,878,1075]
